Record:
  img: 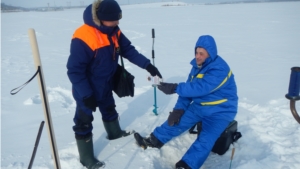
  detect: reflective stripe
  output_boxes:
[191,73,203,81]
[228,70,232,77]
[112,34,120,48]
[200,99,227,106]
[196,74,204,78]
[211,70,232,92]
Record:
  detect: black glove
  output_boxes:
[146,64,162,78]
[83,95,97,112]
[157,82,178,95]
[168,109,184,126]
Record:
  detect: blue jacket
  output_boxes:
[67,4,150,101]
[174,35,238,117]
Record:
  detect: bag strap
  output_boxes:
[120,52,125,68]
[114,32,129,80]
[115,32,125,68]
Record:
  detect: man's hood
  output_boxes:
[192,35,218,66]
[83,0,103,27]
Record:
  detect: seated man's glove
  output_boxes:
[157,82,177,95]
[168,109,184,126]
[83,95,97,112]
[146,64,162,78]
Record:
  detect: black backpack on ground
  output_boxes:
[189,120,242,155]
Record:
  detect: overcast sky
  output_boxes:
[2,0,250,8]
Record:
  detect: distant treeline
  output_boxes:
[2,0,300,12]
[1,3,30,12]
[1,3,66,12]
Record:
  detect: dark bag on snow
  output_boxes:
[189,120,242,155]
[112,56,135,98]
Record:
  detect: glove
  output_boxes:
[146,64,162,78]
[168,109,184,126]
[157,82,178,95]
[83,95,97,112]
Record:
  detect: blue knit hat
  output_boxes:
[97,0,122,21]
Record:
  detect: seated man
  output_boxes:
[135,35,238,169]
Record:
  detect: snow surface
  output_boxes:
[1,1,300,169]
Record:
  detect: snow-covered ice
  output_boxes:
[1,1,300,169]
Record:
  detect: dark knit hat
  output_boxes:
[97,0,122,21]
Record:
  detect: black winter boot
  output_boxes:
[76,134,105,169]
[143,133,164,149]
[175,160,191,169]
[103,118,134,140]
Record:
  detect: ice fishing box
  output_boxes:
[211,120,241,155]
[189,120,242,155]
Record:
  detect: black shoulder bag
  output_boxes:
[112,34,135,98]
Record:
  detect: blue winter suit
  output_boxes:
[153,35,238,169]
[67,4,151,136]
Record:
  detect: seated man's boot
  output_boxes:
[76,134,105,169]
[143,133,164,149]
[103,118,134,140]
[175,160,191,169]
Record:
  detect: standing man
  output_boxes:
[135,35,238,169]
[67,0,162,168]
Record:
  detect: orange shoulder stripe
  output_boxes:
[72,24,111,51]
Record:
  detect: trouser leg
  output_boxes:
[153,109,201,144]
[72,103,105,168]
[98,96,118,122]
[73,104,94,137]
[181,116,231,169]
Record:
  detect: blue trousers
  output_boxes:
[153,105,235,169]
[73,96,119,136]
